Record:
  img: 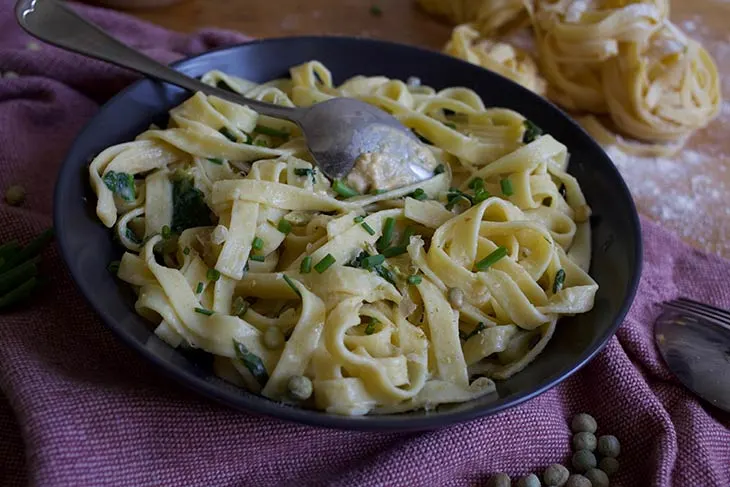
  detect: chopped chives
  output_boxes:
[364,319,377,335]
[219,127,238,142]
[354,216,365,223]
[314,254,336,273]
[207,158,224,165]
[108,260,120,274]
[195,307,214,316]
[250,255,266,262]
[553,269,566,294]
[252,237,264,250]
[407,275,422,285]
[468,177,484,190]
[161,225,171,239]
[277,219,292,234]
[381,246,407,258]
[434,164,445,175]
[195,282,204,294]
[475,246,508,271]
[183,247,190,255]
[361,222,376,235]
[500,178,514,196]
[244,133,253,145]
[473,188,490,203]
[377,217,395,251]
[232,296,249,317]
[408,188,427,201]
[233,340,269,386]
[332,180,359,198]
[207,268,220,282]
[400,226,415,246]
[282,274,302,297]
[372,189,388,195]
[445,194,472,211]
[300,256,312,274]
[362,254,385,268]
[522,119,543,144]
[254,125,290,138]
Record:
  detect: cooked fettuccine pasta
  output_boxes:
[423,0,721,156]
[90,61,597,415]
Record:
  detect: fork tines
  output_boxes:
[663,298,730,329]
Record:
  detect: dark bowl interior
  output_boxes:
[55,36,642,431]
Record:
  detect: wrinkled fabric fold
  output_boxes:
[0,1,728,486]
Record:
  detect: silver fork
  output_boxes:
[654,298,730,412]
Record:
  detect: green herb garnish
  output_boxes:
[361,221,376,235]
[407,275,422,285]
[207,158,224,165]
[195,307,214,316]
[233,339,269,386]
[103,171,136,201]
[500,178,514,196]
[381,246,407,258]
[219,127,238,142]
[332,180,359,198]
[444,122,457,129]
[475,246,508,271]
[365,318,378,335]
[553,269,566,294]
[282,274,302,297]
[354,216,365,223]
[171,174,212,234]
[473,188,490,203]
[362,254,385,269]
[408,188,427,201]
[522,119,543,144]
[252,237,264,250]
[277,219,292,234]
[232,296,249,317]
[468,178,484,190]
[254,139,269,147]
[207,268,220,282]
[249,255,266,262]
[462,322,487,341]
[377,217,395,251]
[195,282,204,294]
[314,254,336,273]
[300,256,312,274]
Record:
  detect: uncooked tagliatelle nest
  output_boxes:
[421,0,722,155]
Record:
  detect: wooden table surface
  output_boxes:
[123,0,730,258]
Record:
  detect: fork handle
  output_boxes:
[14,0,302,122]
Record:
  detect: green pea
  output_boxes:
[565,475,590,487]
[572,450,597,473]
[517,474,540,487]
[542,464,569,486]
[287,375,313,401]
[599,457,620,476]
[572,432,597,452]
[489,473,511,487]
[570,413,597,434]
[597,435,621,458]
[585,468,609,487]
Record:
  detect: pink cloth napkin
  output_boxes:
[1,2,729,486]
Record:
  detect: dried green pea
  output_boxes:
[599,457,620,476]
[488,473,511,487]
[571,413,597,434]
[517,473,540,487]
[572,449,597,473]
[542,464,569,486]
[287,375,313,401]
[5,185,26,206]
[597,435,621,458]
[572,431,597,452]
[585,468,609,487]
[565,474,591,487]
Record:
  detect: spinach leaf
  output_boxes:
[103,171,136,201]
[171,174,212,234]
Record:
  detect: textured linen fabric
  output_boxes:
[0,1,729,486]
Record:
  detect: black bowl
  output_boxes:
[55,36,642,431]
